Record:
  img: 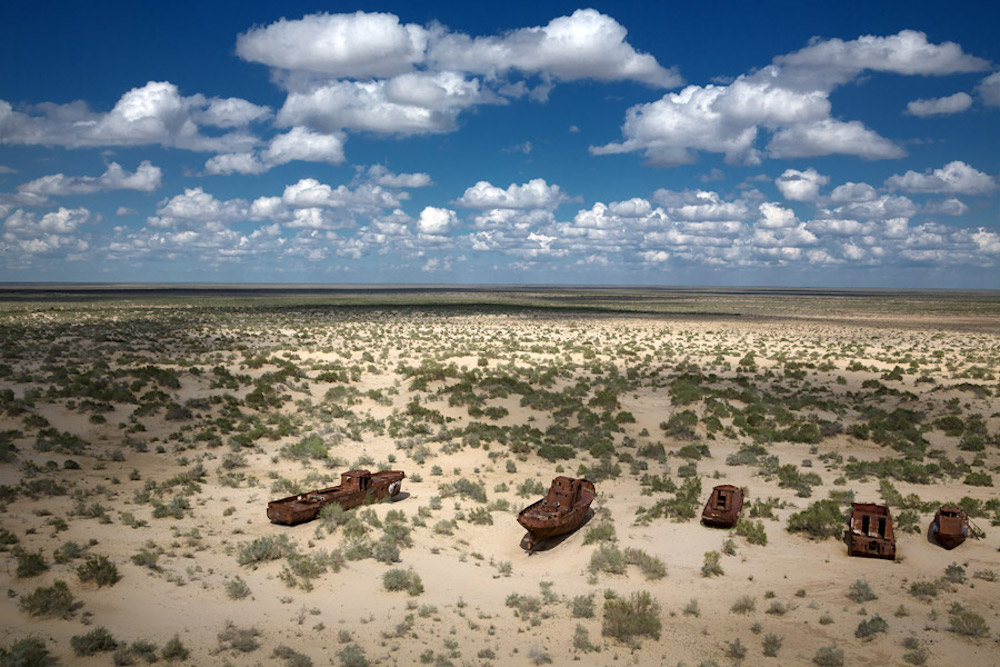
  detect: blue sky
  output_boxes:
[1,1,998,287]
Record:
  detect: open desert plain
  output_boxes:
[1,286,999,667]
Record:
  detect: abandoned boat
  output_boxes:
[846,502,895,559]
[267,469,404,525]
[931,505,969,550]
[701,484,744,528]
[517,476,595,549]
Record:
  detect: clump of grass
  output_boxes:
[237,534,297,566]
[847,579,877,603]
[943,562,966,585]
[855,614,888,641]
[273,644,314,667]
[812,644,844,666]
[701,551,724,577]
[382,568,424,596]
[0,637,52,666]
[71,627,119,656]
[506,593,542,616]
[683,598,700,617]
[902,636,929,665]
[908,580,938,601]
[735,519,768,545]
[787,500,845,540]
[77,554,120,587]
[731,595,756,614]
[14,549,48,578]
[573,624,598,652]
[18,580,77,618]
[337,643,368,667]
[762,633,783,657]
[225,576,252,600]
[948,604,990,637]
[602,591,661,644]
[160,635,189,661]
[723,638,747,660]
[583,514,617,544]
[217,620,261,653]
[570,593,596,618]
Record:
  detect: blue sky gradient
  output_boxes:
[1,1,998,287]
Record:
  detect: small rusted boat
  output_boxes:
[701,484,744,528]
[518,476,595,549]
[931,505,969,550]
[267,469,404,525]
[846,502,895,559]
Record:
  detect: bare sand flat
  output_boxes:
[1,289,999,665]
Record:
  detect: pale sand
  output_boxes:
[2,309,999,665]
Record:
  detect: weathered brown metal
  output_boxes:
[931,505,968,550]
[846,502,895,559]
[267,469,404,525]
[518,476,595,549]
[701,484,744,528]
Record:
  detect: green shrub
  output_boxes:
[506,593,542,616]
[570,593,596,618]
[855,614,888,640]
[949,606,990,637]
[15,549,48,578]
[589,543,627,575]
[701,551,723,577]
[735,519,768,546]
[762,633,783,657]
[77,554,120,587]
[337,644,368,667]
[723,638,747,660]
[583,515,616,544]
[0,636,52,666]
[18,580,77,618]
[602,591,661,643]
[217,620,261,653]
[160,635,189,661]
[847,579,877,603]
[812,644,844,666]
[382,568,423,596]
[225,576,252,600]
[238,534,297,566]
[273,644,313,667]
[730,595,756,614]
[787,500,845,540]
[71,627,119,656]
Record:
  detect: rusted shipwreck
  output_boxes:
[846,502,895,559]
[518,476,595,549]
[931,505,969,550]
[701,484,744,528]
[267,469,404,525]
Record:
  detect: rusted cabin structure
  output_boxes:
[701,484,744,528]
[267,469,404,525]
[931,505,969,550]
[517,476,595,549]
[846,503,895,559]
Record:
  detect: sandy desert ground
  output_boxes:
[0,287,998,666]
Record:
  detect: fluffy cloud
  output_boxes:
[885,161,996,195]
[455,179,569,209]
[148,188,249,228]
[978,72,1000,107]
[363,165,431,188]
[651,189,751,221]
[417,206,457,235]
[905,92,973,116]
[830,182,877,203]
[593,30,986,165]
[0,82,258,153]
[775,168,829,202]
[19,161,162,196]
[237,11,429,78]
[205,127,345,175]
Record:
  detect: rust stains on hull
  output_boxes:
[518,477,595,550]
[267,469,404,525]
[701,484,744,528]
[846,502,895,559]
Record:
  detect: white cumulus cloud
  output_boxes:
[885,161,996,195]
[905,92,973,116]
[455,178,569,209]
[19,161,162,196]
[775,168,829,202]
[417,206,457,235]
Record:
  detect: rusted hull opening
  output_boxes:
[847,503,895,559]
[267,470,405,525]
[701,484,744,528]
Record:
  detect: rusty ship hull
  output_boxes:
[931,506,968,550]
[518,477,595,548]
[846,502,895,559]
[701,484,744,528]
[267,469,404,525]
